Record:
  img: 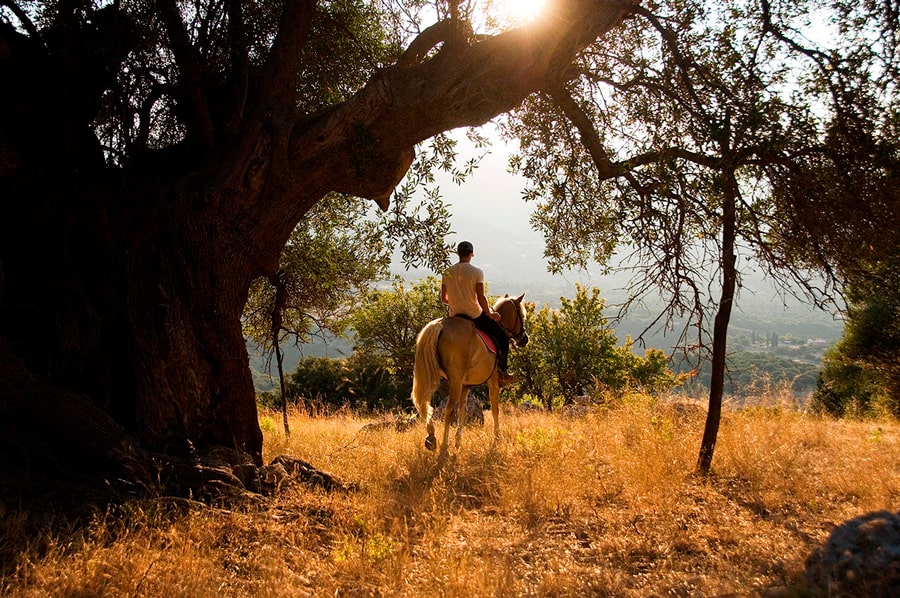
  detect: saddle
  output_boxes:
[451,315,497,354]
[475,329,497,354]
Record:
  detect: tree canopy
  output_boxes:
[242,193,392,350]
[0,0,640,497]
[504,0,898,343]
[498,0,899,471]
[349,277,445,381]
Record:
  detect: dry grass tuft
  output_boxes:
[3,394,900,596]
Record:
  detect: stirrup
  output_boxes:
[498,371,514,387]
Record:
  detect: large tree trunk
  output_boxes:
[0,0,637,496]
[124,203,264,462]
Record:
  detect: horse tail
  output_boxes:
[412,319,443,422]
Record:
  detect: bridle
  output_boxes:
[499,299,528,347]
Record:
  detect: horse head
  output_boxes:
[497,292,528,347]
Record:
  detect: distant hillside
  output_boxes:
[248,282,841,394]
[248,334,353,391]
[677,351,821,399]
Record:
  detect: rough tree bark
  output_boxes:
[0,0,639,497]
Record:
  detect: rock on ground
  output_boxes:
[803,510,900,596]
[432,393,484,426]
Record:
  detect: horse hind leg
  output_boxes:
[440,380,465,459]
[422,392,436,451]
[411,324,442,451]
[413,378,437,451]
[425,419,436,451]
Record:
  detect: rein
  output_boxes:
[499,300,528,346]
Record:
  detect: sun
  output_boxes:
[495,0,547,23]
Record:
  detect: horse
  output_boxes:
[411,293,528,459]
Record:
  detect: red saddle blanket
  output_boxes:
[476,329,497,354]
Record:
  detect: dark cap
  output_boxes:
[457,241,474,255]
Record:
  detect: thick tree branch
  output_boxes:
[285,0,641,214]
[219,0,315,218]
[625,147,720,170]
[398,20,457,66]
[548,85,719,184]
[156,0,215,150]
[225,0,250,130]
[547,86,622,179]
[251,0,316,116]
[1,1,42,43]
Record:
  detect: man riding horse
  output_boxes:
[412,247,527,456]
[441,241,513,386]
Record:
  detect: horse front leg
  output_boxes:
[488,376,501,441]
[454,387,469,449]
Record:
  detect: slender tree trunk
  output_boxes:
[697,169,738,475]
[275,342,289,436]
[271,271,291,436]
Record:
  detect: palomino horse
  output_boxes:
[411,293,528,458]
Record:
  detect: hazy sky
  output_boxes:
[436,131,535,242]
[391,126,844,327]
[390,128,622,294]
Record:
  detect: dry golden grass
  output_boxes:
[3,392,900,597]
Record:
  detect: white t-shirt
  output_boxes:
[443,262,484,318]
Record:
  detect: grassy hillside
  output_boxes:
[3,392,898,596]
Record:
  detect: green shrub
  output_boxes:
[510,285,683,409]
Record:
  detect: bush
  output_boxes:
[341,352,412,413]
[285,353,412,413]
[509,285,683,409]
[812,252,900,418]
[811,347,891,418]
[256,390,282,409]
[288,356,352,408]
